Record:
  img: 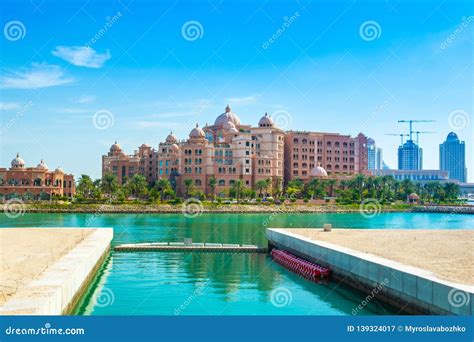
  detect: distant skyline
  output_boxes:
[1,0,472,181]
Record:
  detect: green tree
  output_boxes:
[154,178,172,201]
[101,172,119,200]
[231,179,245,201]
[255,180,267,197]
[184,179,193,198]
[208,176,217,201]
[76,175,95,199]
[126,174,148,199]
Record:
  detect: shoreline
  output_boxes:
[2,203,473,214]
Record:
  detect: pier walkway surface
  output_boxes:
[267,228,474,315]
[0,228,113,315]
[115,242,267,253]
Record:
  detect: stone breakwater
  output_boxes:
[413,205,474,214]
[0,203,412,214]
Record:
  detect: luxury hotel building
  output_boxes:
[0,154,75,200]
[102,105,368,196]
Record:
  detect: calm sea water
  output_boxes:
[1,212,472,315]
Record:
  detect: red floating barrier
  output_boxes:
[271,249,330,281]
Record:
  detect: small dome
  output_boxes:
[11,153,25,169]
[446,132,459,142]
[170,143,179,152]
[166,131,178,144]
[214,105,241,126]
[36,159,48,170]
[223,121,236,130]
[408,193,420,199]
[189,123,205,139]
[140,143,150,148]
[54,166,64,173]
[229,127,238,133]
[258,113,274,127]
[110,141,122,152]
[310,163,328,177]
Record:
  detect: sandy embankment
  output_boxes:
[0,228,93,306]
[285,229,474,286]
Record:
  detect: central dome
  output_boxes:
[166,131,178,144]
[214,105,241,126]
[37,159,48,170]
[189,123,205,139]
[310,163,328,177]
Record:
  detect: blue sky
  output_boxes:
[1,0,472,180]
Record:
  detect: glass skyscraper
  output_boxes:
[398,140,423,170]
[439,132,466,183]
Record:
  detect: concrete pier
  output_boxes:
[0,228,113,315]
[266,228,474,315]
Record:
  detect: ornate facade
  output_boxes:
[102,105,368,196]
[0,154,75,200]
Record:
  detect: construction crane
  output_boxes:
[413,131,436,145]
[397,120,436,141]
[385,133,409,145]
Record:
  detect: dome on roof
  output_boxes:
[408,193,420,199]
[214,105,241,126]
[36,159,48,170]
[54,166,64,174]
[223,120,236,130]
[140,143,150,148]
[310,163,328,177]
[11,153,25,169]
[258,113,274,127]
[189,123,205,139]
[446,132,459,142]
[166,131,178,144]
[110,141,122,153]
[170,143,179,152]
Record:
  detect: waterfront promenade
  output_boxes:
[0,228,113,315]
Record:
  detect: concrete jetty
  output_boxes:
[0,228,113,315]
[266,228,474,315]
[115,242,267,253]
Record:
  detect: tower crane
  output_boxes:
[397,120,436,141]
[385,133,409,145]
[413,131,436,145]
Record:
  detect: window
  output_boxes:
[195,179,202,186]
[218,180,225,186]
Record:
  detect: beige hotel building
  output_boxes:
[102,105,368,196]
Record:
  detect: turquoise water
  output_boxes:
[1,212,472,315]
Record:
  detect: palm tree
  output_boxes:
[327,179,337,197]
[101,172,119,201]
[255,180,267,197]
[273,177,283,197]
[184,179,193,198]
[76,175,95,199]
[155,178,172,201]
[232,179,245,201]
[264,178,272,197]
[126,174,148,199]
[208,176,217,201]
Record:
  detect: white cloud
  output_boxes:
[225,95,259,105]
[76,95,96,104]
[136,121,183,129]
[0,63,74,89]
[0,102,20,110]
[52,46,111,68]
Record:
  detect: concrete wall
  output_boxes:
[267,228,474,315]
[0,228,113,315]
